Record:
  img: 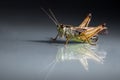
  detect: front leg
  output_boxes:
[51,34,58,41]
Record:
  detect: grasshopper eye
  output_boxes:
[60,24,64,28]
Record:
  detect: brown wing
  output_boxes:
[81,24,106,40]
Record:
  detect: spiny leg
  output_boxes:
[78,13,91,28]
[82,34,96,45]
[88,40,96,45]
[51,34,58,41]
[89,35,98,44]
[65,37,70,45]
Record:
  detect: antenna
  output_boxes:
[49,9,59,24]
[41,8,58,25]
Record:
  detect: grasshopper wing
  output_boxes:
[82,24,106,40]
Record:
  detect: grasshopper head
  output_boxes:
[57,24,64,31]
[57,24,65,37]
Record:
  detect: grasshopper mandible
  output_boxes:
[41,8,108,45]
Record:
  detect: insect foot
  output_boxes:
[51,37,57,41]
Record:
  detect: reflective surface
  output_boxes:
[56,44,106,70]
[0,26,120,80]
[0,0,120,79]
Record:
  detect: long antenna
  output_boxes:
[41,8,58,25]
[49,9,59,24]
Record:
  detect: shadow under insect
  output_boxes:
[26,39,83,44]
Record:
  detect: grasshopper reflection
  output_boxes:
[56,44,107,70]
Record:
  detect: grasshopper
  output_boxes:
[41,8,108,45]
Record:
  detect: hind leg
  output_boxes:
[82,34,96,45]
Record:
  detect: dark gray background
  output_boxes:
[0,0,120,80]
